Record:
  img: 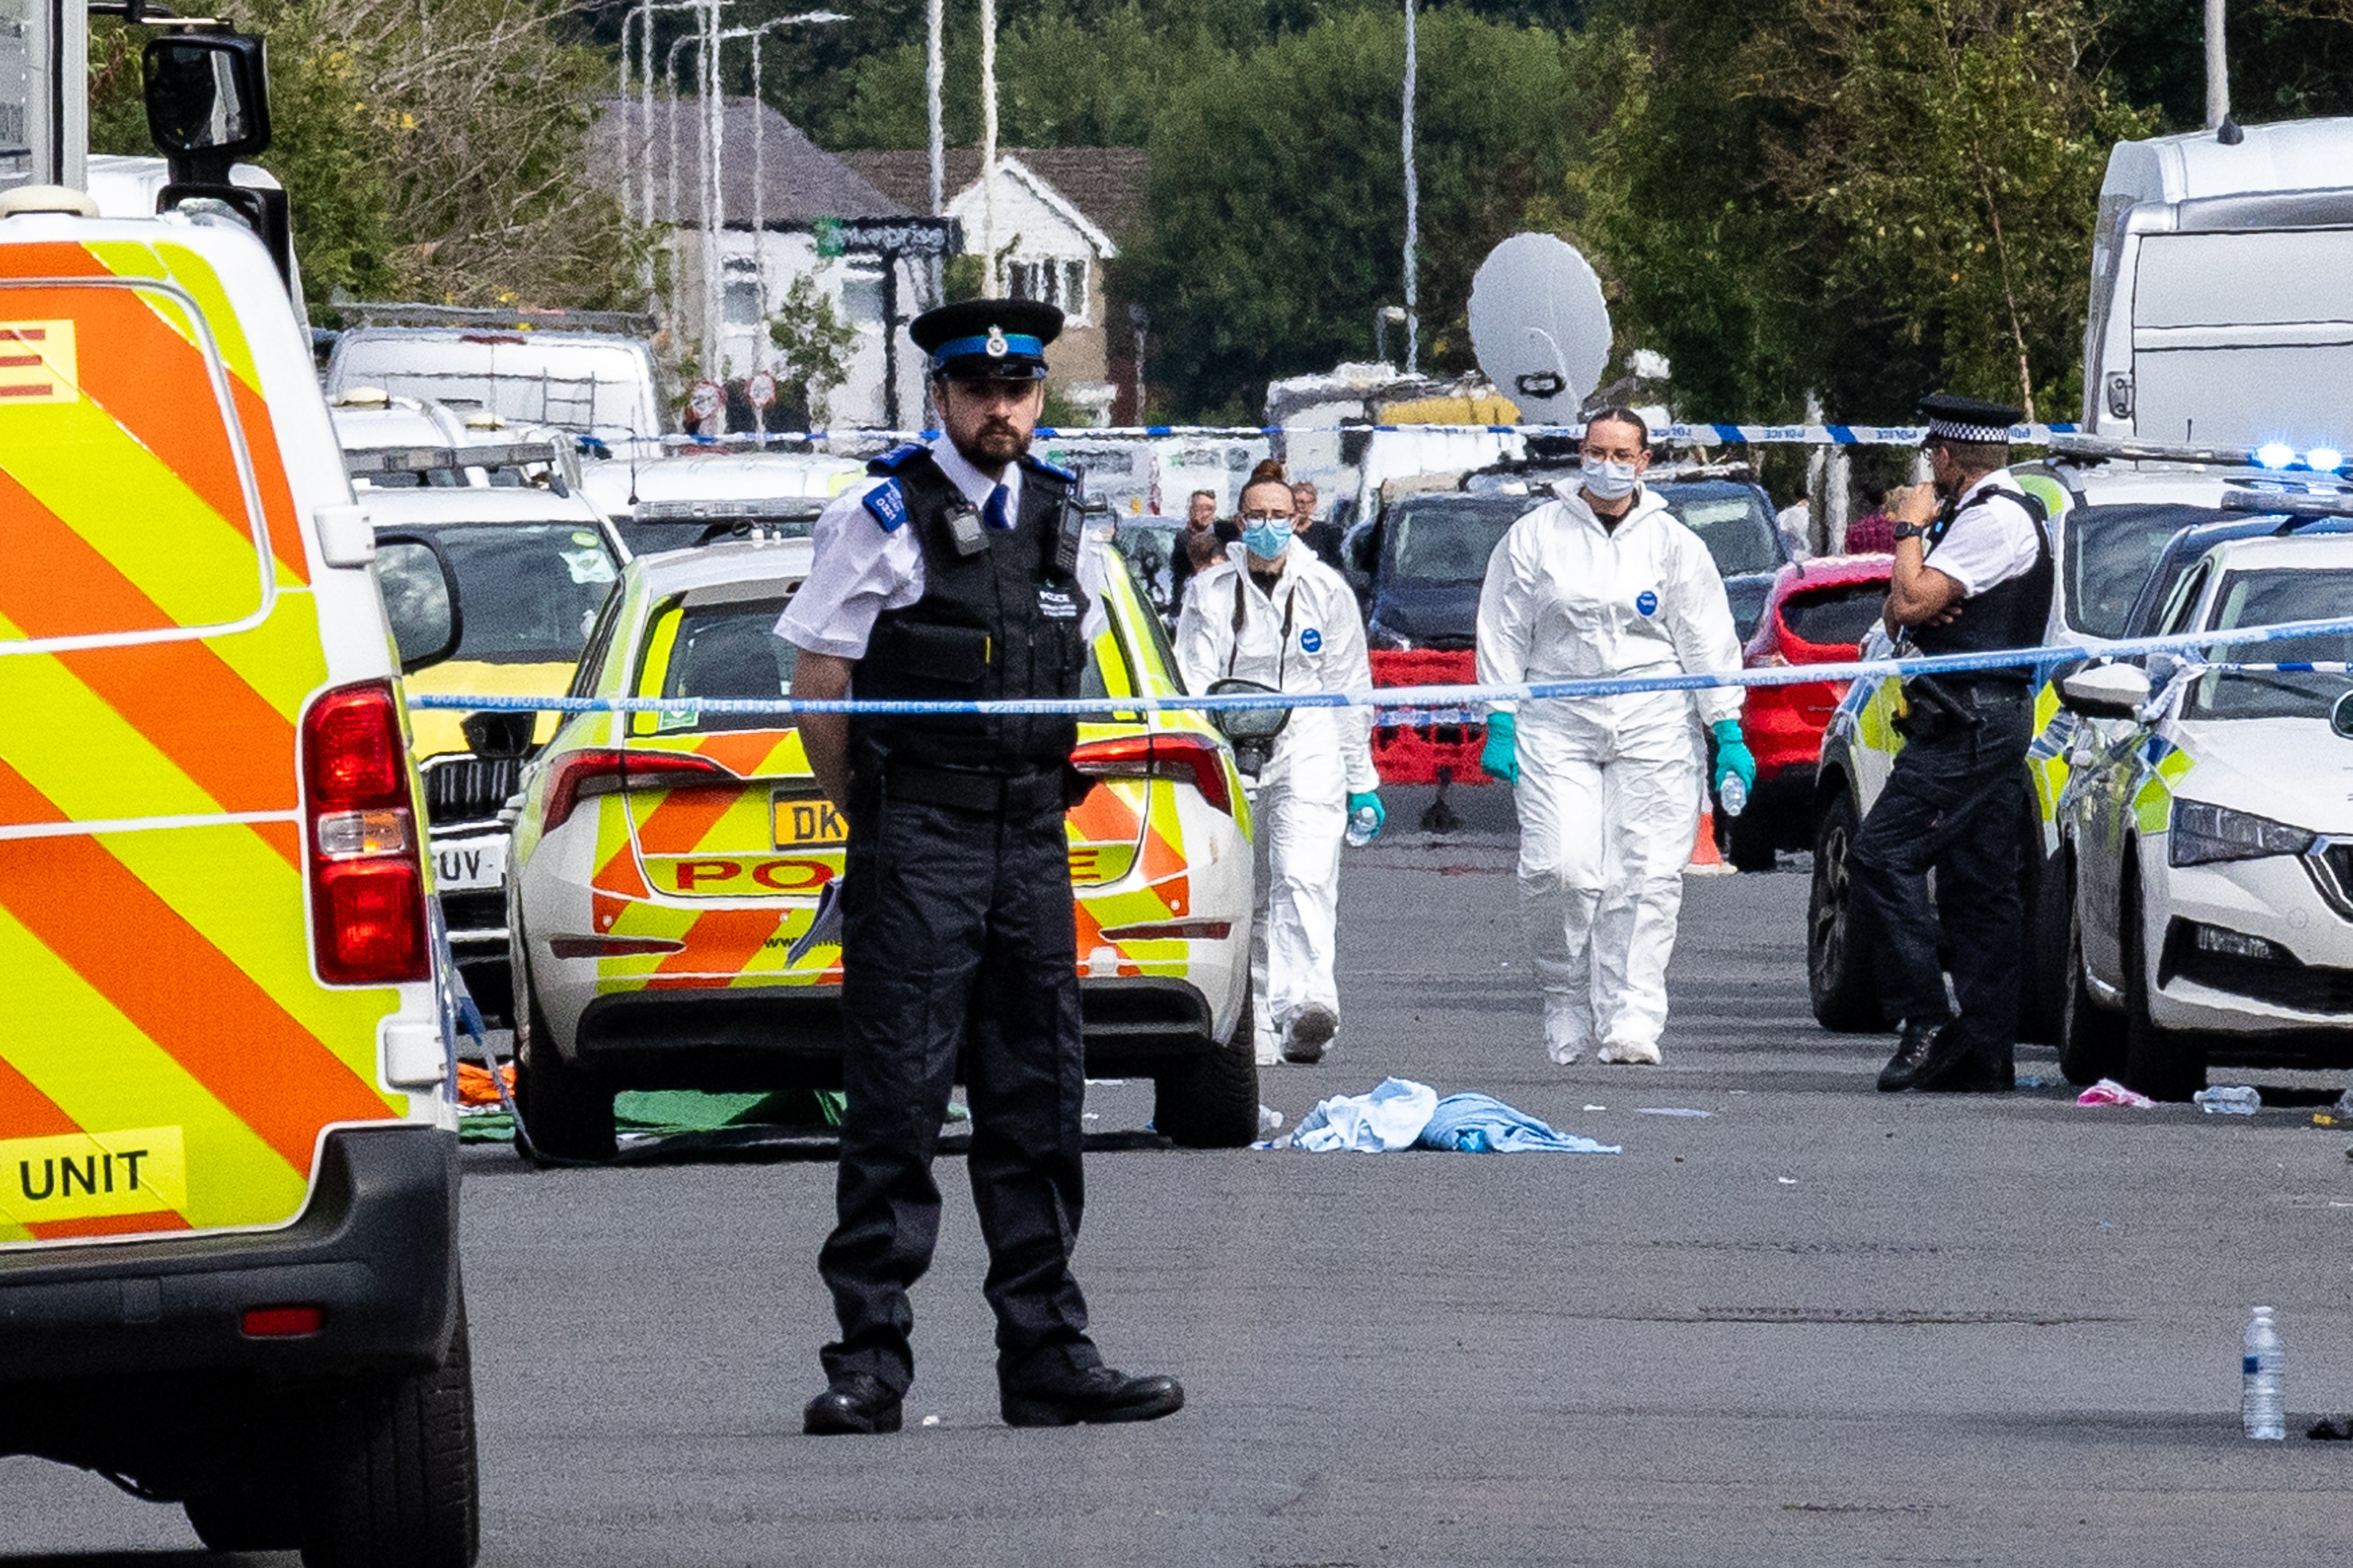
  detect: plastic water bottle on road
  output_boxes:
[2243,1306,2284,1440]
[1717,774,1748,818]
[1345,804,1380,847]
[2196,1085,2261,1115]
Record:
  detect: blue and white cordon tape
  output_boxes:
[410,614,2353,723]
[589,421,2081,454]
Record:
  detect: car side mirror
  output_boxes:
[2056,663,2151,721]
[373,535,463,674]
[143,34,271,164]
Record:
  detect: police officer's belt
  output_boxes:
[882,760,1068,813]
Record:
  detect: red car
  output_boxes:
[1727,553,1892,871]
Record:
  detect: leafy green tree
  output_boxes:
[767,272,861,425]
[1128,7,1585,416]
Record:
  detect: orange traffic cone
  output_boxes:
[1689,808,1728,871]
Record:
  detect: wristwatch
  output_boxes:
[1892,521,1930,542]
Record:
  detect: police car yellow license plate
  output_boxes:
[772,793,848,850]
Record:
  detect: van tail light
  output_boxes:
[540,747,738,833]
[1071,732,1234,816]
[303,681,428,985]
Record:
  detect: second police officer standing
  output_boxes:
[1854,394,2056,1094]
[779,299,1184,1434]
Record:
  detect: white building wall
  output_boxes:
[945,172,1096,320]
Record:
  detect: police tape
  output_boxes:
[589,421,2078,452]
[408,614,2353,721]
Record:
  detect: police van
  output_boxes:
[0,30,476,1565]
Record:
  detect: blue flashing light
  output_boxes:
[2308,447,2345,473]
[2255,442,2297,470]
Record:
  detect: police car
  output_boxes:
[503,536,1258,1158]
[2053,525,2353,1098]
[0,35,477,1559]
[1807,436,2353,1038]
[576,448,865,557]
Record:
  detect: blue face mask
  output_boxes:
[1242,522,1292,561]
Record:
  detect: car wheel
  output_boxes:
[1807,791,1879,1032]
[185,1481,302,1553]
[298,1306,479,1568]
[1727,811,1778,873]
[511,955,616,1164]
[2055,862,2125,1086]
[2118,871,2203,1103]
[1153,990,1260,1149]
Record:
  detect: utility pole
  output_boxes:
[927,0,946,301]
[981,0,1000,294]
[2205,0,2230,130]
[1400,0,1419,374]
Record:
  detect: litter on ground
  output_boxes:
[1265,1077,1618,1153]
[2077,1079,2155,1108]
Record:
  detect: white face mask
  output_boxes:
[1581,456,1640,500]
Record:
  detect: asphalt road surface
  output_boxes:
[14,783,2353,1565]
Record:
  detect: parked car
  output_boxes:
[1729,553,1892,871]
[504,536,1258,1159]
[371,488,626,1020]
[2054,529,2353,1098]
[324,319,664,444]
[1807,439,2324,1039]
[577,449,864,556]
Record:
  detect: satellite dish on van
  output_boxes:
[1468,234,1611,425]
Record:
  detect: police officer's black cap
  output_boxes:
[910,298,1062,382]
[1918,393,2025,444]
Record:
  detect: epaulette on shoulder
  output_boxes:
[1021,452,1079,485]
[865,443,928,476]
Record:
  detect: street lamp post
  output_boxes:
[716,11,850,384]
[1400,0,1418,374]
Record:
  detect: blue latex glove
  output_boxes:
[1347,790,1386,840]
[1479,710,1517,784]
[1710,718,1757,794]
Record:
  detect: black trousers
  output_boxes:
[1848,684,2036,1055]
[818,789,1096,1394]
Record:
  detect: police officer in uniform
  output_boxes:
[778,299,1184,1433]
[1855,394,2055,1094]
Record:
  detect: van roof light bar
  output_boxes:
[2050,433,2268,467]
[2220,486,2353,519]
[344,442,562,477]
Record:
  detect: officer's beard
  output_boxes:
[959,416,1032,469]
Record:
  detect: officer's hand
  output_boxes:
[1709,718,1757,794]
[1890,483,1939,527]
[1480,711,1518,785]
[1348,790,1385,841]
[1927,602,1964,628]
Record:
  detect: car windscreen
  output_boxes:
[616,513,819,556]
[2065,503,2234,640]
[1781,579,1889,648]
[1653,482,1783,576]
[1386,496,1528,584]
[2184,567,2353,721]
[431,524,618,664]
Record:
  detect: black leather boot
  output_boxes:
[1000,1363,1185,1427]
[1876,1017,1950,1092]
[804,1373,904,1435]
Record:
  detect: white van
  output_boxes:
[2083,117,2353,452]
[326,323,665,445]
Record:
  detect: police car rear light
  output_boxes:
[1071,733,1234,816]
[541,748,737,832]
[316,808,414,858]
[303,681,430,985]
[242,1305,326,1338]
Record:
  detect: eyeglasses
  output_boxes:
[1239,510,1294,524]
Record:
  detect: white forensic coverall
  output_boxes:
[1475,482,1743,1064]
[1175,540,1377,1064]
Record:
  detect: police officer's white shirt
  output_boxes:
[1474,482,1745,727]
[1923,469,2042,598]
[777,433,1105,658]
[1174,539,1379,795]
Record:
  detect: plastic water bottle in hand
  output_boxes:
[2243,1305,2285,1440]
[1345,804,1380,847]
[1717,773,1748,819]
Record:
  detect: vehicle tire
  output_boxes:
[2055,863,2125,1086]
[298,1309,479,1568]
[2015,800,2067,1047]
[2118,872,2204,1103]
[1727,812,1777,874]
[1153,991,1260,1149]
[1807,791,1880,1032]
[185,1483,302,1553]
[512,958,615,1163]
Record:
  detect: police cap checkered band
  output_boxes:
[1917,393,2023,446]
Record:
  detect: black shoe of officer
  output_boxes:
[804,1373,903,1435]
[1918,1042,2015,1094]
[1001,1363,1186,1427]
[1284,1005,1338,1065]
[1876,1017,1952,1093]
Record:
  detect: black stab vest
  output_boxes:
[1911,480,2055,686]
[849,449,1090,773]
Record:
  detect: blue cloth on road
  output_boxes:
[1416,1093,1621,1154]
[1289,1077,1438,1152]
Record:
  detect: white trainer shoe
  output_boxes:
[1597,1040,1663,1065]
